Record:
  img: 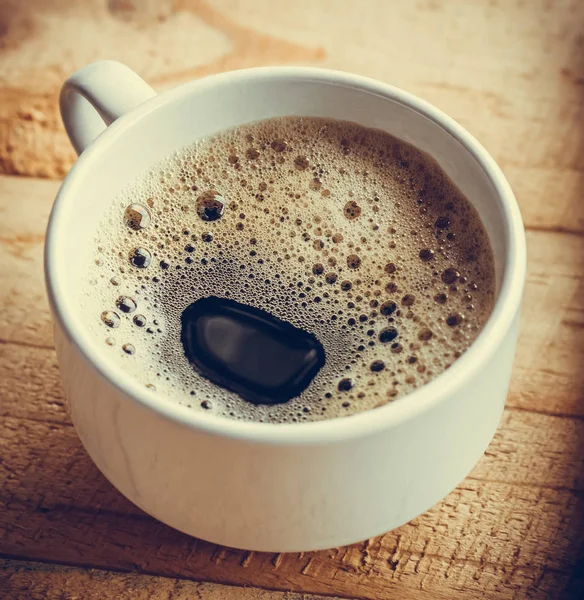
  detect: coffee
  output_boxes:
[180,296,326,406]
[85,117,495,423]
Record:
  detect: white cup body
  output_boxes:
[46,64,526,551]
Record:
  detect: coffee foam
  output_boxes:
[84,117,495,423]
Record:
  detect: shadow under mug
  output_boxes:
[46,60,526,552]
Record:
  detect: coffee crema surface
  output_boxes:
[85,117,495,423]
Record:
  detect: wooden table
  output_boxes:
[1,1,583,598]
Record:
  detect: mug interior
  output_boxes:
[46,67,525,438]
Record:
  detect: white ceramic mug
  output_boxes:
[46,60,526,552]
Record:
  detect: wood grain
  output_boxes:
[509,231,584,417]
[0,559,344,600]
[0,177,58,349]
[1,1,584,598]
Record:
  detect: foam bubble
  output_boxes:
[84,116,495,423]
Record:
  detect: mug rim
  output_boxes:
[45,66,526,445]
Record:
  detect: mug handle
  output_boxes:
[60,60,156,155]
